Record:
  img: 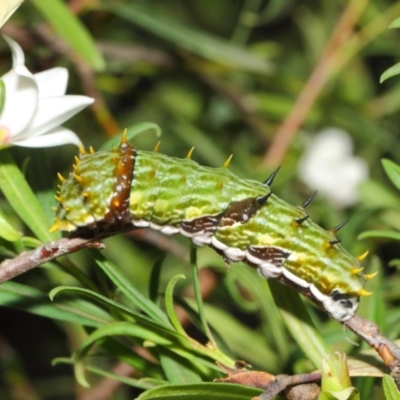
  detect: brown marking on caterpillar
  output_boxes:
[181,214,223,236]
[247,246,290,266]
[219,197,265,226]
[104,142,136,225]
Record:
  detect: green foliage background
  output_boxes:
[1,0,400,399]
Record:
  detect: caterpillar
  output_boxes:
[51,133,375,322]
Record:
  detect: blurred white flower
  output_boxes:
[0,36,94,148]
[0,0,23,28]
[298,128,368,208]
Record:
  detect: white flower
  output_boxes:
[0,0,24,28]
[0,36,94,148]
[298,128,368,208]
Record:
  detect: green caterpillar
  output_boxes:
[51,134,374,322]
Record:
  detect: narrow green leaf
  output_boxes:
[159,351,202,384]
[382,159,400,191]
[54,357,159,390]
[0,150,55,242]
[165,274,188,336]
[0,281,112,327]
[137,383,262,400]
[228,265,289,360]
[268,280,328,368]
[389,17,400,29]
[86,365,164,390]
[50,286,168,329]
[380,62,400,83]
[383,375,400,400]
[100,336,162,375]
[0,78,6,115]
[190,247,216,346]
[32,0,104,70]
[100,122,162,150]
[149,256,165,303]
[110,3,273,74]
[90,250,171,327]
[347,353,386,378]
[197,302,281,372]
[73,321,175,387]
[358,230,400,241]
[0,206,21,241]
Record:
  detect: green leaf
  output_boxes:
[0,206,21,241]
[358,230,400,241]
[54,357,160,390]
[197,302,281,372]
[380,62,400,83]
[389,17,400,29]
[110,4,273,74]
[190,247,215,346]
[228,265,289,360]
[0,281,112,327]
[0,78,5,115]
[90,250,171,327]
[50,286,170,329]
[149,256,165,303]
[137,383,262,400]
[0,150,55,242]
[73,321,178,387]
[383,375,400,400]
[347,354,386,378]
[100,122,162,150]
[268,280,328,368]
[159,351,202,384]
[382,159,400,191]
[31,0,104,70]
[165,274,188,336]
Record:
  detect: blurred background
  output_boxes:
[1,0,400,399]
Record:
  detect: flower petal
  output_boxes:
[298,128,368,208]
[0,0,24,28]
[12,126,83,147]
[14,95,94,140]
[0,67,38,137]
[35,67,69,98]
[3,35,25,66]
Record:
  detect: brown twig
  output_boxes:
[216,361,321,400]
[345,315,400,386]
[0,236,104,283]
